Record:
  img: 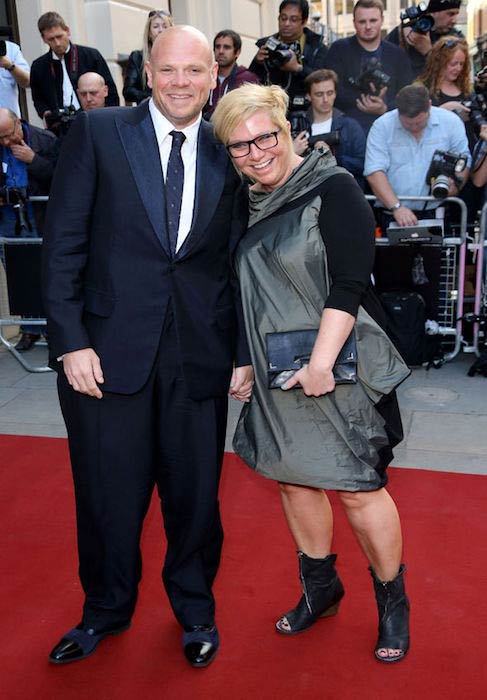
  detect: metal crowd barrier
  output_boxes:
[471,201,487,356]
[366,194,468,361]
[0,194,51,372]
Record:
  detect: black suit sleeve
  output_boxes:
[42,112,97,358]
[318,173,376,316]
[30,58,51,118]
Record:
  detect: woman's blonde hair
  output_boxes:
[212,83,291,148]
[142,11,174,84]
[419,36,472,100]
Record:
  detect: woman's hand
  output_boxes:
[282,364,335,397]
[441,101,470,119]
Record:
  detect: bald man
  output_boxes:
[43,26,253,668]
[76,72,108,111]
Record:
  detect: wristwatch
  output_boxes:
[391,201,402,210]
[6,63,15,72]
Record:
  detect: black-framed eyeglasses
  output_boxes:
[149,9,171,18]
[226,129,281,158]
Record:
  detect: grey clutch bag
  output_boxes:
[266,329,357,389]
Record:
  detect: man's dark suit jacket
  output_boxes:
[42,102,250,399]
[31,44,119,118]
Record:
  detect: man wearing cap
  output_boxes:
[386,1,463,79]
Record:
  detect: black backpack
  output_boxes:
[380,291,426,367]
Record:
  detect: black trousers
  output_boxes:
[58,309,227,630]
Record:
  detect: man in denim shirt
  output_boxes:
[364,85,470,227]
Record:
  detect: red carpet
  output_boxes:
[1,434,487,700]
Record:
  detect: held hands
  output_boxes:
[282,363,335,397]
[63,348,104,399]
[10,140,35,164]
[229,364,254,403]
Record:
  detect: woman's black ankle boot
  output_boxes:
[369,564,410,663]
[275,551,345,635]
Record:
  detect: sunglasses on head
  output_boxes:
[442,38,462,49]
[149,10,171,18]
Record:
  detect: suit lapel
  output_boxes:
[116,103,170,256]
[177,120,227,258]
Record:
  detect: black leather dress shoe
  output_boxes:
[15,333,40,352]
[49,621,131,664]
[182,624,219,668]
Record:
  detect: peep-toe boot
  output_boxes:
[369,564,410,663]
[276,551,344,635]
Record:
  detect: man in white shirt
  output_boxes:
[43,25,252,670]
[30,11,118,125]
[0,39,30,116]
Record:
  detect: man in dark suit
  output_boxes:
[42,25,253,669]
[30,11,119,122]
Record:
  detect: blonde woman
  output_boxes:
[123,10,173,104]
[212,83,411,663]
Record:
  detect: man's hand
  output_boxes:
[63,348,104,399]
[392,205,418,227]
[293,130,309,155]
[0,56,14,70]
[356,89,387,115]
[280,51,301,73]
[282,364,335,396]
[229,364,254,403]
[254,45,269,64]
[10,140,35,164]
[404,27,432,56]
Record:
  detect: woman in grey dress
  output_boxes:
[212,84,411,663]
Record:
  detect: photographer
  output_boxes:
[248,0,327,114]
[387,1,463,79]
[0,108,58,351]
[292,69,366,186]
[364,85,469,227]
[30,12,119,125]
[0,39,30,116]
[325,0,411,135]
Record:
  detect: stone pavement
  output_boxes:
[0,341,486,476]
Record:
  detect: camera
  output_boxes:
[0,186,32,236]
[44,106,78,136]
[425,150,468,199]
[0,39,6,57]
[263,36,293,69]
[308,131,341,149]
[289,111,309,140]
[459,94,487,130]
[400,2,434,35]
[348,58,391,96]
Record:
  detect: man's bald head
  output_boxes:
[150,25,213,65]
[77,72,108,111]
